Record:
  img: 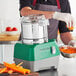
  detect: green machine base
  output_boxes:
[14,39,60,72]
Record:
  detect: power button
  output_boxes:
[51,46,56,54]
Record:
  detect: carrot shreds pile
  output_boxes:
[60,47,76,54]
[0,62,31,75]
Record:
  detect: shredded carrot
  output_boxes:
[60,47,76,54]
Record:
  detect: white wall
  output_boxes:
[69,0,76,36]
[69,0,76,19]
[0,0,21,32]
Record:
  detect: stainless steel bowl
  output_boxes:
[60,51,76,58]
[59,45,76,58]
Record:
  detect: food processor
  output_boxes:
[14,14,60,72]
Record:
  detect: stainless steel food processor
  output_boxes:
[14,14,60,72]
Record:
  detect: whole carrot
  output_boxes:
[3,62,30,75]
[0,68,7,74]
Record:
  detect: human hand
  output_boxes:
[68,40,76,48]
[53,12,75,28]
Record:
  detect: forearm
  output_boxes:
[60,32,73,45]
[20,7,55,19]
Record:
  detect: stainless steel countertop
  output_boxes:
[39,55,76,76]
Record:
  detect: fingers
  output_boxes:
[66,21,73,29]
[69,20,72,28]
[72,17,75,27]
[66,16,74,29]
[66,22,69,28]
[71,16,74,28]
[71,21,73,27]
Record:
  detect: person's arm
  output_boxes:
[60,32,76,48]
[20,6,74,28]
[20,7,54,19]
[60,32,73,45]
[59,0,73,44]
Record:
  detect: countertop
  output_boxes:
[0,34,20,44]
[0,34,20,41]
[0,55,76,76]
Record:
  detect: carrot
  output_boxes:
[12,63,16,66]
[68,26,74,31]
[8,70,13,74]
[16,62,23,67]
[3,62,30,75]
[60,47,76,54]
[0,68,7,74]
